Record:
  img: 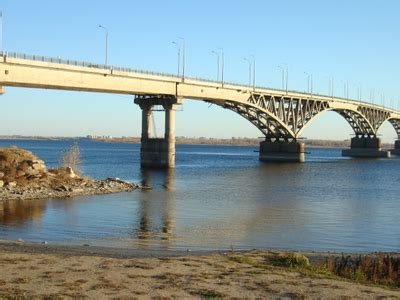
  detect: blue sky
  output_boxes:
[1,0,400,142]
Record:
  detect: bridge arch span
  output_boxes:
[210,93,391,141]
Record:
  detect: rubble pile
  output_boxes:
[0,147,138,201]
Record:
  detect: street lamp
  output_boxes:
[357,84,362,103]
[211,50,220,80]
[218,47,224,87]
[172,41,181,76]
[251,54,256,90]
[179,37,186,79]
[98,25,108,66]
[277,65,285,90]
[0,11,3,53]
[243,57,252,86]
[370,89,375,104]
[280,63,288,94]
[340,80,347,99]
[304,72,312,94]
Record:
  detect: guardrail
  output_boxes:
[0,51,396,112]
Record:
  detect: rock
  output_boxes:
[0,171,4,179]
[8,181,17,188]
[32,160,46,170]
[0,180,3,188]
[66,167,77,178]
[16,170,26,177]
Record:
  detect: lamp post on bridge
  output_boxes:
[211,50,220,80]
[341,80,349,99]
[277,64,288,94]
[243,57,252,87]
[326,76,334,98]
[219,47,224,87]
[98,25,108,66]
[172,41,181,76]
[251,55,256,91]
[357,84,362,103]
[277,65,285,90]
[0,11,3,53]
[211,48,224,86]
[304,72,312,95]
[178,37,186,80]
[370,89,375,104]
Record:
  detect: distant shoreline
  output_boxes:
[1,135,396,149]
[0,135,352,148]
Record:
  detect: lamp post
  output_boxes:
[251,54,256,90]
[304,72,312,94]
[0,11,3,53]
[357,84,362,103]
[244,57,252,86]
[211,50,220,80]
[219,47,224,86]
[98,25,108,66]
[277,65,284,90]
[280,63,288,94]
[172,41,181,76]
[179,37,185,79]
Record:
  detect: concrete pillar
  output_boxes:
[259,140,305,162]
[164,103,176,168]
[135,96,180,169]
[141,104,152,140]
[391,140,400,156]
[342,137,390,158]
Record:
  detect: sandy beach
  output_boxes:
[0,241,399,299]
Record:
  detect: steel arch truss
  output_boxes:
[357,106,390,133]
[388,118,400,138]
[334,109,375,137]
[222,94,329,141]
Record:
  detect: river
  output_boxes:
[0,139,399,252]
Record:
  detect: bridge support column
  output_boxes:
[342,137,390,158]
[391,140,400,156]
[135,95,181,169]
[259,140,305,163]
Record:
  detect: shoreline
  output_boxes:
[0,240,399,298]
[0,177,139,202]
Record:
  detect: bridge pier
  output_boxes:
[135,95,181,168]
[259,140,305,162]
[342,137,390,158]
[391,140,400,156]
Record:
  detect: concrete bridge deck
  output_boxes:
[0,52,399,166]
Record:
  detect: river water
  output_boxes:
[0,139,399,252]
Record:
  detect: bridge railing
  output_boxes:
[0,51,289,93]
[0,51,395,111]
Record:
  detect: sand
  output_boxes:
[0,241,399,299]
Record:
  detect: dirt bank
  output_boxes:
[0,241,399,299]
[0,146,138,201]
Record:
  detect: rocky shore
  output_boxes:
[0,146,138,201]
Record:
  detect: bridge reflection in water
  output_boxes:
[134,168,176,246]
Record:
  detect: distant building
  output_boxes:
[86,135,113,140]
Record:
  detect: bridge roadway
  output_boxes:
[0,52,400,167]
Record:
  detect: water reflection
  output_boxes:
[0,199,47,226]
[134,169,176,245]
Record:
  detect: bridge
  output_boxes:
[0,51,400,168]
